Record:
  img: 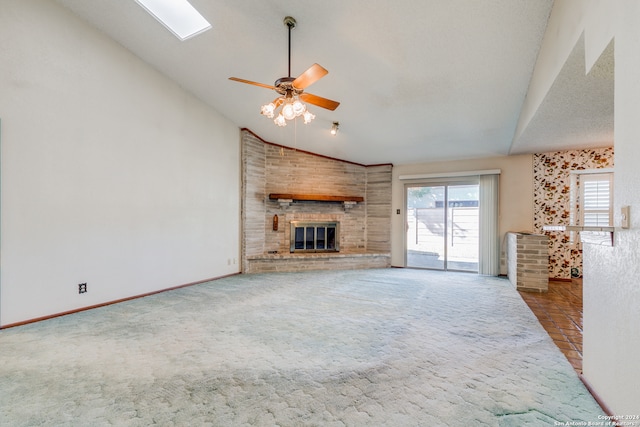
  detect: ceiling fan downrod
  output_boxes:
[284,16,296,78]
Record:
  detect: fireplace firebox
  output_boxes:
[290,221,340,253]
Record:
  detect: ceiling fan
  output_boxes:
[229,16,340,127]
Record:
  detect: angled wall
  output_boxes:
[0,0,240,326]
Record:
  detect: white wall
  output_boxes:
[0,0,240,326]
[391,154,534,269]
[583,2,640,415]
[525,0,639,414]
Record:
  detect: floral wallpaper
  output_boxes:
[533,147,614,279]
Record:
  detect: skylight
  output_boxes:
[134,0,211,41]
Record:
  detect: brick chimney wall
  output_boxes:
[241,129,392,273]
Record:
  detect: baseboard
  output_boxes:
[0,272,241,330]
[579,374,618,423]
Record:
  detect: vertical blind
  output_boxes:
[479,174,500,275]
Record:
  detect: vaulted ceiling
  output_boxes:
[54,0,614,165]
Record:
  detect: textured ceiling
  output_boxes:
[53,0,613,165]
[510,35,614,154]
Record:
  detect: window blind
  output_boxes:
[581,173,613,227]
[479,174,500,275]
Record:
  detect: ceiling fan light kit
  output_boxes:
[229,16,339,128]
[261,93,315,126]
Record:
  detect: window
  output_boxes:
[580,173,613,227]
[134,0,211,41]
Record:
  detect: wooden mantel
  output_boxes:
[269,193,364,203]
[269,193,364,210]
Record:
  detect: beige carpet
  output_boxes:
[0,269,603,426]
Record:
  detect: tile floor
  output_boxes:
[519,279,583,373]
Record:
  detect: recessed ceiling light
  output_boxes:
[134,0,211,41]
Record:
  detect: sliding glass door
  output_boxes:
[406,185,446,269]
[406,182,479,272]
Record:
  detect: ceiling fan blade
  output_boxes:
[300,93,340,111]
[229,77,275,90]
[292,64,328,90]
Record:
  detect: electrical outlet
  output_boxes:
[78,283,87,294]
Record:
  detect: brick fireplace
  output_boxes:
[241,129,392,273]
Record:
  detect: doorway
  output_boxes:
[405,182,479,272]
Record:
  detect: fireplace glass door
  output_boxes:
[290,221,339,253]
